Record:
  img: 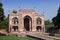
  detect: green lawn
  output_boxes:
[55,36,60,38]
[0,36,36,40]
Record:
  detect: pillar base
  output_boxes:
[32,29,36,31]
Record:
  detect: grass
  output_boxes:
[55,36,60,38]
[0,36,37,40]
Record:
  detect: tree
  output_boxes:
[52,6,60,29]
[45,20,53,25]
[0,2,7,29]
[0,2,5,22]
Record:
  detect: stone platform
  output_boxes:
[0,31,60,40]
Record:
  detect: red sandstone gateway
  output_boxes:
[8,9,45,34]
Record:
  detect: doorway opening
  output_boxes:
[12,26,18,31]
[24,15,32,31]
[36,26,42,31]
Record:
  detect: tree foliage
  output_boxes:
[0,18,8,29]
[45,20,53,25]
[52,6,60,29]
[0,2,8,29]
[0,2,5,22]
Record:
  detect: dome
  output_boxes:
[13,9,17,13]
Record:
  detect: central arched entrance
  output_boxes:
[24,15,32,31]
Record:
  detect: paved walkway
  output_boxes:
[27,32,60,40]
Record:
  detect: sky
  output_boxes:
[0,0,60,20]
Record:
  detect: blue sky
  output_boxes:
[0,0,60,20]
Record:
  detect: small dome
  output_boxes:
[13,9,17,13]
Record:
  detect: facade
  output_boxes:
[8,9,45,33]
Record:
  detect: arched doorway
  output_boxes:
[24,15,32,31]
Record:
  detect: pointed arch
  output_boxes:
[24,15,32,31]
[12,17,18,24]
[36,17,42,24]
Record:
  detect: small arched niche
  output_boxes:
[12,17,18,24]
[36,17,42,24]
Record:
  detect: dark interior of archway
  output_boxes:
[36,26,42,31]
[12,26,18,31]
[24,18,30,31]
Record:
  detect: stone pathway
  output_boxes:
[27,32,60,40]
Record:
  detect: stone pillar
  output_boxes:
[30,20,32,31]
[19,15,24,31]
[9,24,12,32]
[9,16,10,32]
[20,19,24,31]
[18,26,19,32]
[41,25,45,34]
[11,26,13,32]
[22,19,24,31]
[9,25,10,32]
[41,18,45,33]
[43,25,45,33]
[41,25,43,32]
[32,19,36,31]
